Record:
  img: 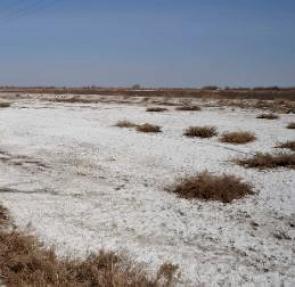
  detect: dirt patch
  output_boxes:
[184,126,217,138]
[235,152,295,169]
[167,171,253,203]
[115,120,138,128]
[219,131,256,144]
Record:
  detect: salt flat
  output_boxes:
[0,98,294,286]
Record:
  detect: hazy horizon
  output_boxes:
[0,0,294,87]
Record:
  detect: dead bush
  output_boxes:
[0,205,178,287]
[256,113,279,120]
[175,105,201,111]
[287,122,295,129]
[146,107,168,112]
[167,171,253,203]
[235,152,295,169]
[276,141,295,151]
[184,126,217,138]
[219,131,256,144]
[115,120,137,128]
[0,102,11,108]
[136,123,162,133]
[0,205,9,225]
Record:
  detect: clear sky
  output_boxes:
[0,0,294,87]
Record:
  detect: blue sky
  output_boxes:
[0,0,294,87]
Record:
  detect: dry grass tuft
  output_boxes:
[167,171,253,203]
[235,152,295,169]
[219,131,256,144]
[115,120,138,128]
[0,205,9,225]
[0,102,11,108]
[0,205,178,287]
[175,105,201,111]
[136,123,162,133]
[256,113,279,120]
[184,126,217,138]
[146,107,168,112]
[276,141,295,151]
[287,122,295,129]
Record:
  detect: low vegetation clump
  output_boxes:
[256,113,279,120]
[0,204,178,287]
[184,126,217,138]
[276,141,295,151]
[167,171,253,203]
[136,123,162,133]
[287,122,295,129]
[235,152,295,169]
[115,120,137,128]
[0,102,11,108]
[146,107,168,112]
[175,105,201,111]
[219,131,256,144]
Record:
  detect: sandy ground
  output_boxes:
[0,98,294,286]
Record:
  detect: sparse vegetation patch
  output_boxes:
[235,152,295,169]
[136,123,162,133]
[0,204,178,287]
[256,113,279,120]
[0,102,11,108]
[146,107,168,112]
[184,126,217,138]
[115,120,137,128]
[167,171,253,203]
[219,131,256,144]
[287,122,295,129]
[276,141,295,151]
[175,105,201,111]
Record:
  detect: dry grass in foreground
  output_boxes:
[0,204,178,287]
[175,105,201,111]
[287,122,295,129]
[219,131,256,144]
[115,120,138,128]
[146,107,168,112]
[167,171,253,203]
[136,123,162,133]
[276,141,295,152]
[235,152,295,169]
[256,113,279,120]
[184,126,217,138]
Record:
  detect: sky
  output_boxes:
[0,0,294,88]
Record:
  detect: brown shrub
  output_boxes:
[235,152,295,169]
[184,126,217,138]
[0,102,11,108]
[219,131,256,144]
[146,107,168,112]
[0,206,178,287]
[276,141,295,151]
[0,205,9,225]
[256,113,279,120]
[115,120,137,128]
[167,171,253,203]
[136,123,162,133]
[175,105,201,111]
[287,122,295,129]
